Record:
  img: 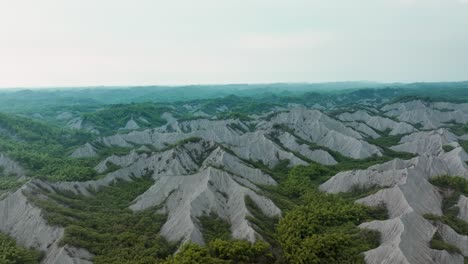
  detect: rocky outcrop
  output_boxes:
[259,108,382,159]
[320,142,468,263]
[338,110,416,135]
[457,195,468,222]
[70,143,98,158]
[56,111,74,121]
[6,101,468,264]
[0,153,25,178]
[382,100,468,129]
[438,224,468,257]
[48,140,279,245]
[345,121,381,139]
[130,166,280,244]
[80,109,381,166]
[67,117,99,134]
[390,129,460,156]
[122,119,140,130]
[276,132,337,165]
[0,184,93,264]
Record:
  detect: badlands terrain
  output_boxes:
[1,84,468,263]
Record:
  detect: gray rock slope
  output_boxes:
[78,108,382,163]
[5,101,468,264]
[382,100,468,129]
[390,128,460,156]
[258,108,382,159]
[121,118,140,130]
[0,184,93,264]
[70,143,98,158]
[6,139,280,264]
[66,117,99,134]
[321,143,468,263]
[338,110,416,135]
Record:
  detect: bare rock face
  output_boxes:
[259,108,382,159]
[345,121,381,139]
[56,111,74,121]
[122,119,140,130]
[338,110,416,135]
[42,140,279,246]
[1,139,279,263]
[320,138,468,263]
[70,143,98,158]
[0,153,25,178]
[6,101,468,264]
[67,117,84,130]
[0,184,93,264]
[390,129,460,156]
[83,108,382,165]
[457,195,468,222]
[276,132,337,165]
[382,100,468,129]
[438,224,468,257]
[66,117,99,134]
[130,166,280,244]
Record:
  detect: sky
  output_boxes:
[0,0,468,88]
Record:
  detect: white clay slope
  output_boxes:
[73,108,382,162]
[382,100,468,129]
[320,145,468,263]
[0,184,93,264]
[338,110,416,135]
[390,128,460,156]
[5,101,468,264]
[29,140,279,246]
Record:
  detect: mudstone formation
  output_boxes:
[2,100,468,263]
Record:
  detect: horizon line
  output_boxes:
[1,80,468,90]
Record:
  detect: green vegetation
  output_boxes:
[244,195,282,257]
[199,214,231,243]
[449,123,468,136]
[0,113,98,183]
[81,103,171,135]
[164,151,389,264]
[431,175,468,196]
[460,140,468,153]
[443,145,456,152]
[0,233,42,264]
[425,176,468,236]
[32,176,176,264]
[366,133,415,160]
[270,123,414,175]
[429,232,461,254]
[277,191,381,264]
[0,177,26,191]
[256,161,386,263]
[9,86,467,262]
[162,239,272,264]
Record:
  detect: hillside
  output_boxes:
[1,85,468,264]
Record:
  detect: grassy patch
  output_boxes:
[0,232,43,264]
[199,213,231,243]
[443,145,456,152]
[426,176,468,236]
[0,177,26,191]
[277,191,381,264]
[430,232,462,254]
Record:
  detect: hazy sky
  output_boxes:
[1,0,468,87]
